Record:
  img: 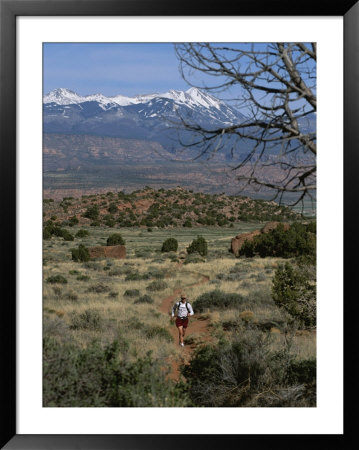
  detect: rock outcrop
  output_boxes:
[231,230,261,257]
[89,245,126,260]
[261,221,290,234]
[231,221,289,256]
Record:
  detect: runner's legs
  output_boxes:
[177,325,184,344]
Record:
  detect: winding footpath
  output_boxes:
[159,265,211,381]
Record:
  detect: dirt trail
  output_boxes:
[160,265,211,381]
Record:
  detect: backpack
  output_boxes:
[176,301,190,314]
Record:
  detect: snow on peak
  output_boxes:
[185,87,222,110]
[44,87,225,111]
[43,88,135,107]
[43,88,84,105]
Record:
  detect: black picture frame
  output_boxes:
[1,0,356,448]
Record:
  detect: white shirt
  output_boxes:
[172,301,194,318]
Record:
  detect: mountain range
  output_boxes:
[43,87,246,150]
[43,87,315,213]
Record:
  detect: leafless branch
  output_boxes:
[174,43,316,208]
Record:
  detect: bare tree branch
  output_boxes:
[174,43,316,207]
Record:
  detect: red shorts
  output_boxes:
[176,317,189,328]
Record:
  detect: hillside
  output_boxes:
[43,186,301,230]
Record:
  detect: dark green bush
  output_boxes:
[241,222,316,259]
[108,203,118,214]
[71,244,90,262]
[146,280,168,292]
[124,289,140,297]
[46,275,68,284]
[183,218,192,227]
[272,262,316,328]
[86,283,110,293]
[83,205,99,220]
[125,272,150,281]
[146,268,166,279]
[287,357,316,384]
[187,236,208,256]
[61,229,75,241]
[182,331,316,407]
[43,222,74,241]
[104,217,116,227]
[194,289,244,312]
[70,309,102,331]
[134,295,154,304]
[107,233,125,246]
[75,229,90,238]
[69,216,79,226]
[161,238,178,253]
[76,274,90,281]
[43,227,52,240]
[43,337,191,407]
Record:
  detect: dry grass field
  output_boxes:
[43,225,316,371]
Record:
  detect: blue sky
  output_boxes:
[43,43,190,97]
[43,42,316,116]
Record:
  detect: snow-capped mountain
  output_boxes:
[44,87,236,111]
[43,87,246,150]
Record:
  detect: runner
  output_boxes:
[171,293,194,347]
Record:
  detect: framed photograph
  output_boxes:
[1,0,355,448]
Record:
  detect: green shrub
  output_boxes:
[183,218,192,227]
[146,268,166,279]
[70,309,103,331]
[69,216,79,227]
[71,244,90,262]
[125,272,150,281]
[182,331,316,407]
[287,358,316,384]
[76,274,90,281]
[43,337,191,407]
[241,222,316,259]
[43,223,74,241]
[46,275,68,284]
[108,269,121,277]
[104,217,116,227]
[134,295,154,304]
[43,227,52,240]
[107,233,125,246]
[146,280,168,292]
[108,203,118,214]
[75,229,89,238]
[272,262,316,328]
[161,238,178,253]
[124,289,140,297]
[83,205,99,220]
[86,283,110,293]
[61,229,75,241]
[193,289,244,312]
[187,236,208,256]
